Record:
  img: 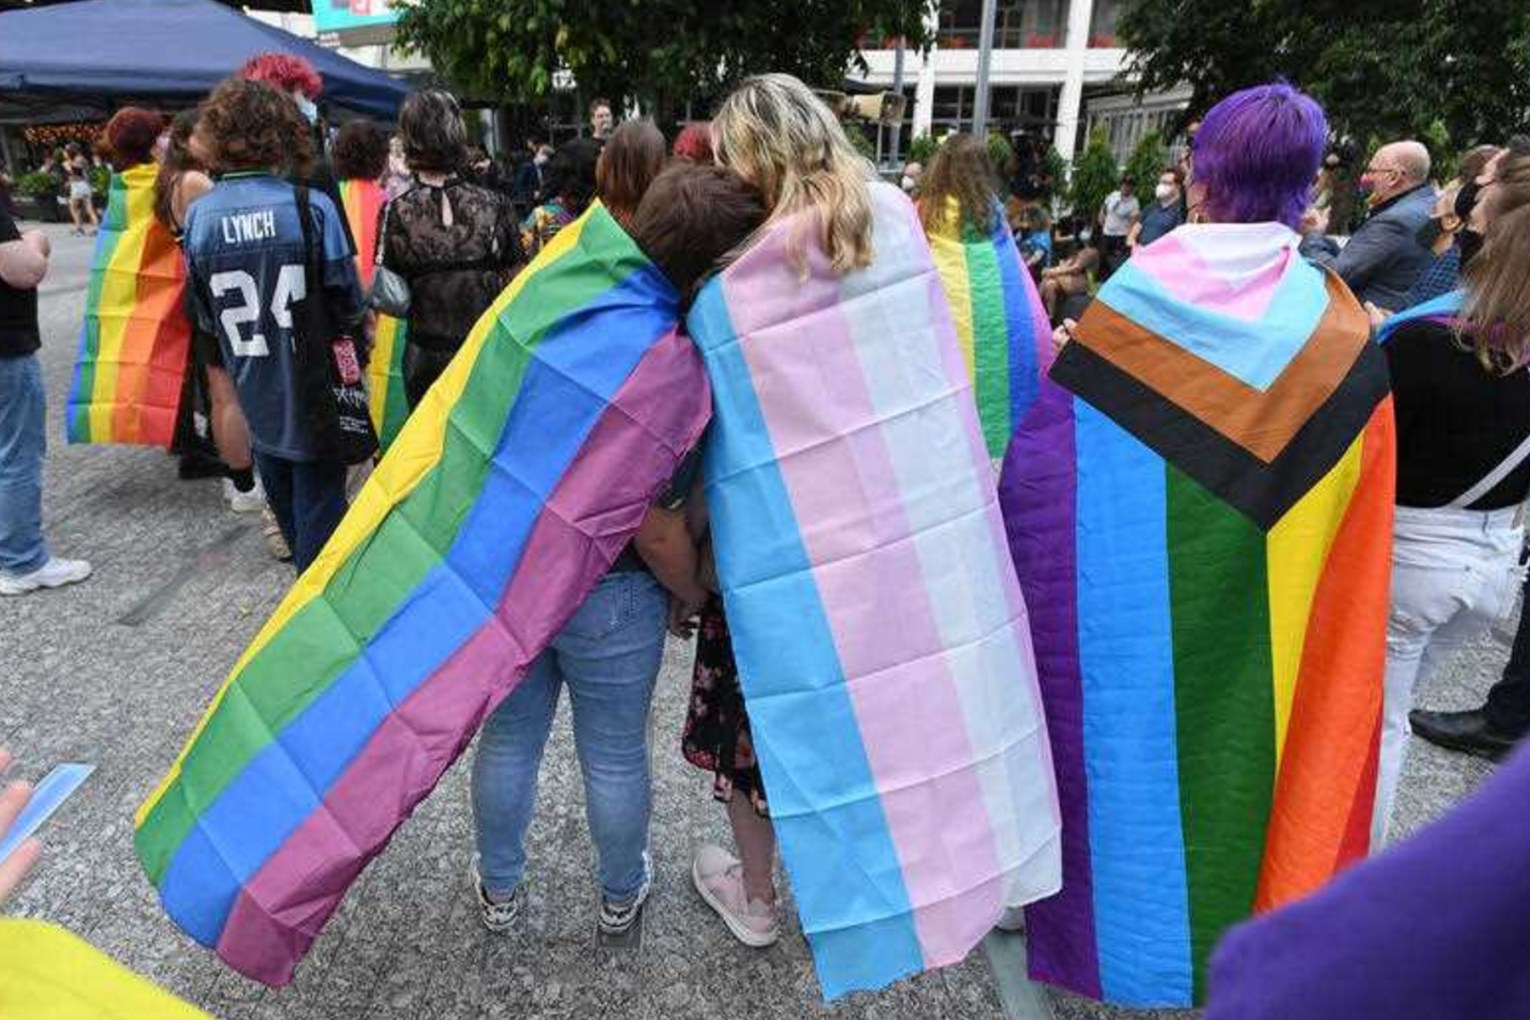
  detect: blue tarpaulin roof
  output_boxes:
[0,0,410,118]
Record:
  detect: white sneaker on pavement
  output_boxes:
[692,844,779,947]
[470,857,524,935]
[223,477,266,514]
[0,556,92,596]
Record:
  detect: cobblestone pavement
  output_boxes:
[1,222,1501,1020]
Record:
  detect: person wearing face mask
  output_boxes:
[1401,145,1501,309]
[900,160,923,195]
[511,136,551,220]
[1300,139,1436,310]
[1370,144,1530,843]
[1127,165,1185,251]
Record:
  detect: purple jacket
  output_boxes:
[1207,745,1530,1018]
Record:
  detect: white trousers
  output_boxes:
[1375,504,1525,846]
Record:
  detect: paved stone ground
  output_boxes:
[0,222,1502,1020]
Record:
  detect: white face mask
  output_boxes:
[534,151,550,166]
[1079,228,1093,243]
[1155,183,1176,202]
[294,93,318,124]
[900,175,915,192]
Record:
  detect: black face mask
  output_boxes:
[1458,228,1484,269]
[1415,219,1445,249]
[1454,181,1480,223]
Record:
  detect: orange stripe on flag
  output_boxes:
[1255,397,1395,910]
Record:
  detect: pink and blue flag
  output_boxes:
[687,181,1063,998]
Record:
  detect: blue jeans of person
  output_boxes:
[472,570,667,904]
[0,353,49,576]
[251,451,348,573]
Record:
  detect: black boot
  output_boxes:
[1408,708,1521,763]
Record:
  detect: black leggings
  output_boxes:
[402,343,460,410]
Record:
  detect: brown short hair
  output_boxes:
[196,78,312,175]
[399,90,467,174]
[333,119,391,182]
[631,164,766,297]
[105,107,166,169]
[596,119,666,228]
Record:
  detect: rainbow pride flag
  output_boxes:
[688,181,1062,999]
[926,200,1051,458]
[133,203,708,986]
[65,163,191,446]
[998,224,1395,1006]
[338,177,409,453]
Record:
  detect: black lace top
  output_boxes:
[381,177,524,351]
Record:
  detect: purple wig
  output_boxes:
[1192,82,1328,229]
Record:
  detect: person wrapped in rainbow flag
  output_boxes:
[999,82,1395,1007]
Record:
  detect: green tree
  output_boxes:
[1117,0,1530,153]
[395,0,937,120]
[1068,129,1119,221]
[1123,130,1168,193]
[906,133,939,167]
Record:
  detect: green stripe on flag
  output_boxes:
[1166,465,1276,1001]
[964,230,1012,459]
[69,174,130,442]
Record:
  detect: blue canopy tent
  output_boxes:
[0,0,411,120]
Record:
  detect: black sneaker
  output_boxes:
[598,853,652,937]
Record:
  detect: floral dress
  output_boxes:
[682,596,769,817]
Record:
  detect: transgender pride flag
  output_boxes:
[688,181,1062,998]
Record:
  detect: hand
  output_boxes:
[668,595,704,640]
[1364,302,1393,332]
[0,750,41,906]
[1052,317,1079,354]
[22,230,50,260]
[1299,206,1329,236]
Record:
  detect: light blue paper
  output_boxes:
[0,762,94,864]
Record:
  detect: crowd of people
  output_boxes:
[3,49,1530,1015]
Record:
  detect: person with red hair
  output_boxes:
[238,53,322,112]
[103,107,165,170]
[671,122,713,163]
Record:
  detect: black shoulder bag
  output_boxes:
[292,184,378,465]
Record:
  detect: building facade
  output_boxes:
[850,0,1187,167]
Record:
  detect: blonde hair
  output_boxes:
[711,73,875,274]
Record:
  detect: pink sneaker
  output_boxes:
[692,844,779,947]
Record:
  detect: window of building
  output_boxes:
[930,84,1060,139]
[1089,0,1121,47]
[938,0,1069,49]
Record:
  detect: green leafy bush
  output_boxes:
[1067,128,1119,221]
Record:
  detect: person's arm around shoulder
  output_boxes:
[0,225,48,291]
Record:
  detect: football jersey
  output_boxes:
[183,173,362,460]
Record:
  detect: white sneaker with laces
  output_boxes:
[0,556,93,596]
[223,477,266,514]
[692,844,779,947]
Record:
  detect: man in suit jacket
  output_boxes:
[1301,140,1436,310]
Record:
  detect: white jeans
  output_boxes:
[1376,505,1525,845]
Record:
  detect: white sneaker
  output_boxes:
[0,556,92,596]
[223,477,266,514]
[692,844,779,947]
[470,857,525,935]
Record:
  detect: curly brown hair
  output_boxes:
[333,119,391,182]
[195,77,313,176]
[919,133,1002,237]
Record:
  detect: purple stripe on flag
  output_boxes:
[999,375,1101,997]
[214,332,709,985]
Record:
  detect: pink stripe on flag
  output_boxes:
[214,332,709,985]
[1132,231,1293,322]
[728,251,1004,967]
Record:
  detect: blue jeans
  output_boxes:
[0,354,48,575]
[472,570,666,903]
[251,451,348,573]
